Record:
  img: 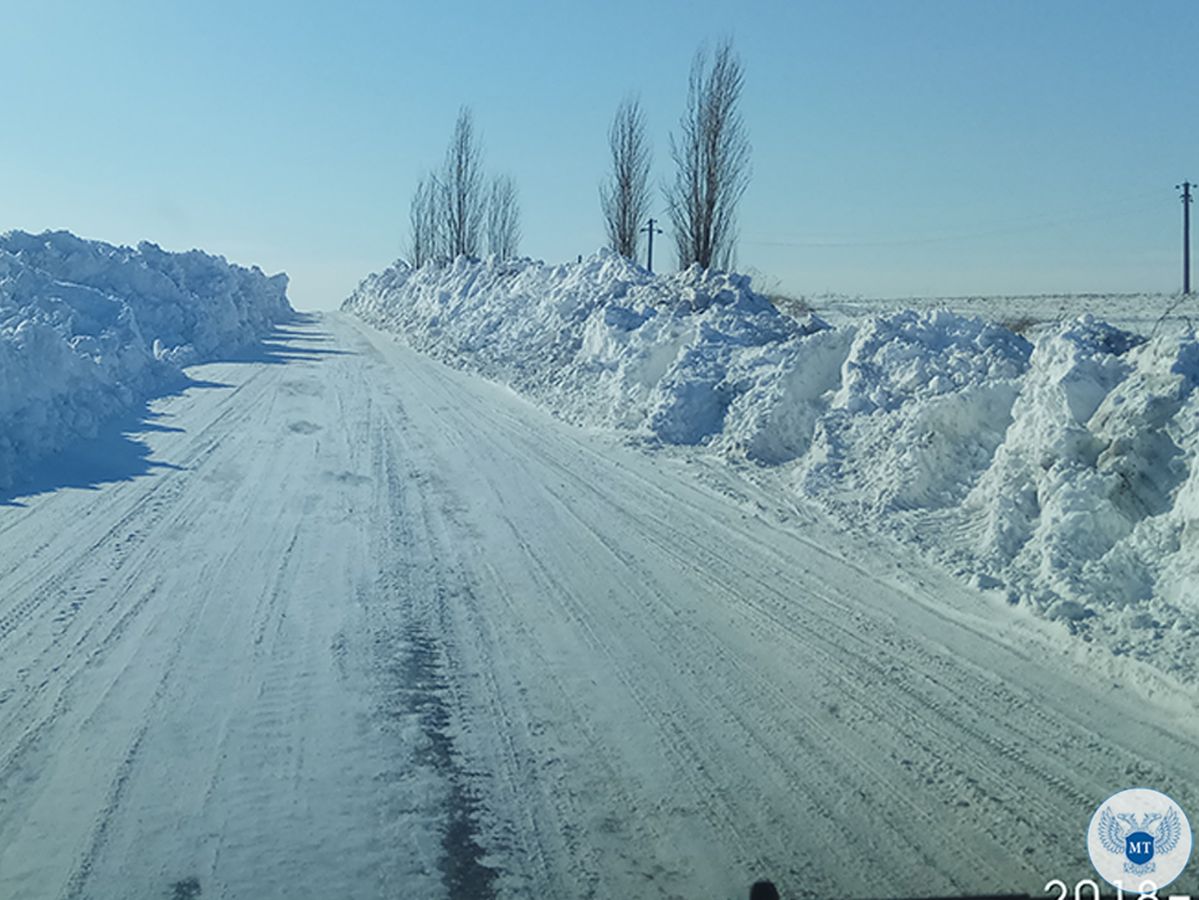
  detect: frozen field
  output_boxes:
[805,290,1197,337]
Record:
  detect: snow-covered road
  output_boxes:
[2,313,1196,900]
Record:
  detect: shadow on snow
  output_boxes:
[0,378,214,507]
[206,312,354,366]
[0,314,345,506]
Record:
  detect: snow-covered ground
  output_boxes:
[805,290,1198,337]
[344,252,1199,688]
[0,230,292,488]
[2,242,1195,896]
[2,312,1196,899]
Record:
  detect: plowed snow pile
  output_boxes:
[346,252,1199,682]
[344,252,828,444]
[0,230,292,487]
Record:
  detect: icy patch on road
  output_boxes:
[344,253,1199,683]
[0,230,292,486]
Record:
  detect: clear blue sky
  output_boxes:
[3,0,1196,309]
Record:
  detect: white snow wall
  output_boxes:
[0,230,292,487]
[344,252,1199,682]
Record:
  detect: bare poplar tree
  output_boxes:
[665,39,751,270]
[408,172,443,267]
[487,174,521,259]
[441,106,485,258]
[600,96,652,262]
[404,105,520,264]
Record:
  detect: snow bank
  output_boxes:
[344,251,828,445]
[953,323,1199,653]
[344,253,1199,682]
[795,310,1032,512]
[0,231,291,487]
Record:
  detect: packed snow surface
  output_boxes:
[0,230,291,486]
[345,251,1199,682]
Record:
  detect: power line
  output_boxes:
[742,188,1170,249]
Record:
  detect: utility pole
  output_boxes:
[641,217,663,274]
[1180,181,1193,295]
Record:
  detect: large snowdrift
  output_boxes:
[345,252,827,445]
[0,231,292,487]
[345,252,1199,682]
